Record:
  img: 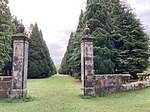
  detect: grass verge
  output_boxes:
[0,74,150,112]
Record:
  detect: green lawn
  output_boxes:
[0,75,150,112]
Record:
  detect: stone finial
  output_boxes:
[83,25,90,36]
[18,19,25,33]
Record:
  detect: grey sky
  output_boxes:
[126,0,150,32]
[9,0,150,65]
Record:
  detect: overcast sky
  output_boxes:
[9,0,150,65]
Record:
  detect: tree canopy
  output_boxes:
[28,23,56,78]
[0,0,16,74]
[59,0,149,78]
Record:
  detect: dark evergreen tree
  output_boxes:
[0,0,16,74]
[60,0,149,78]
[28,23,56,78]
[59,52,68,74]
[39,30,57,75]
[59,32,75,75]
[113,3,149,76]
[59,10,85,78]
[12,16,20,33]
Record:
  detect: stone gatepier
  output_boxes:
[81,26,95,95]
[10,22,29,98]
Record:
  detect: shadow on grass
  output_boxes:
[78,87,150,100]
[0,95,35,103]
[78,94,97,99]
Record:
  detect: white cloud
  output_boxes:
[126,0,150,13]
[126,0,150,32]
[9,0,86,36]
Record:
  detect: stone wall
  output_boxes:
[123,80,150,91]
[0,76,12,98]
[94,74,150,96]
[94,75,123,96]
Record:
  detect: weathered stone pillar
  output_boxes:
[81,26,95,95]
[11,22,29,98]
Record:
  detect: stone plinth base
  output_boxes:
[10,89,27,98]
[0,76,27,99]
[84,77,95,95]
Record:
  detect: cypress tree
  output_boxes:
[60,0,149,78]
[59,52,69,74]
[28,23,56,78]
[113,2,149,76]
[59,32,75,75]
[39,30,57,75]
[60,11,85,78]
[0,0,16,74]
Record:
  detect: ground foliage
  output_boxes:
[0,75,150,112]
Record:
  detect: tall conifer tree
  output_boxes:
[0,0,16,73]
[60,0,149,78]
[28,23,56,78]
